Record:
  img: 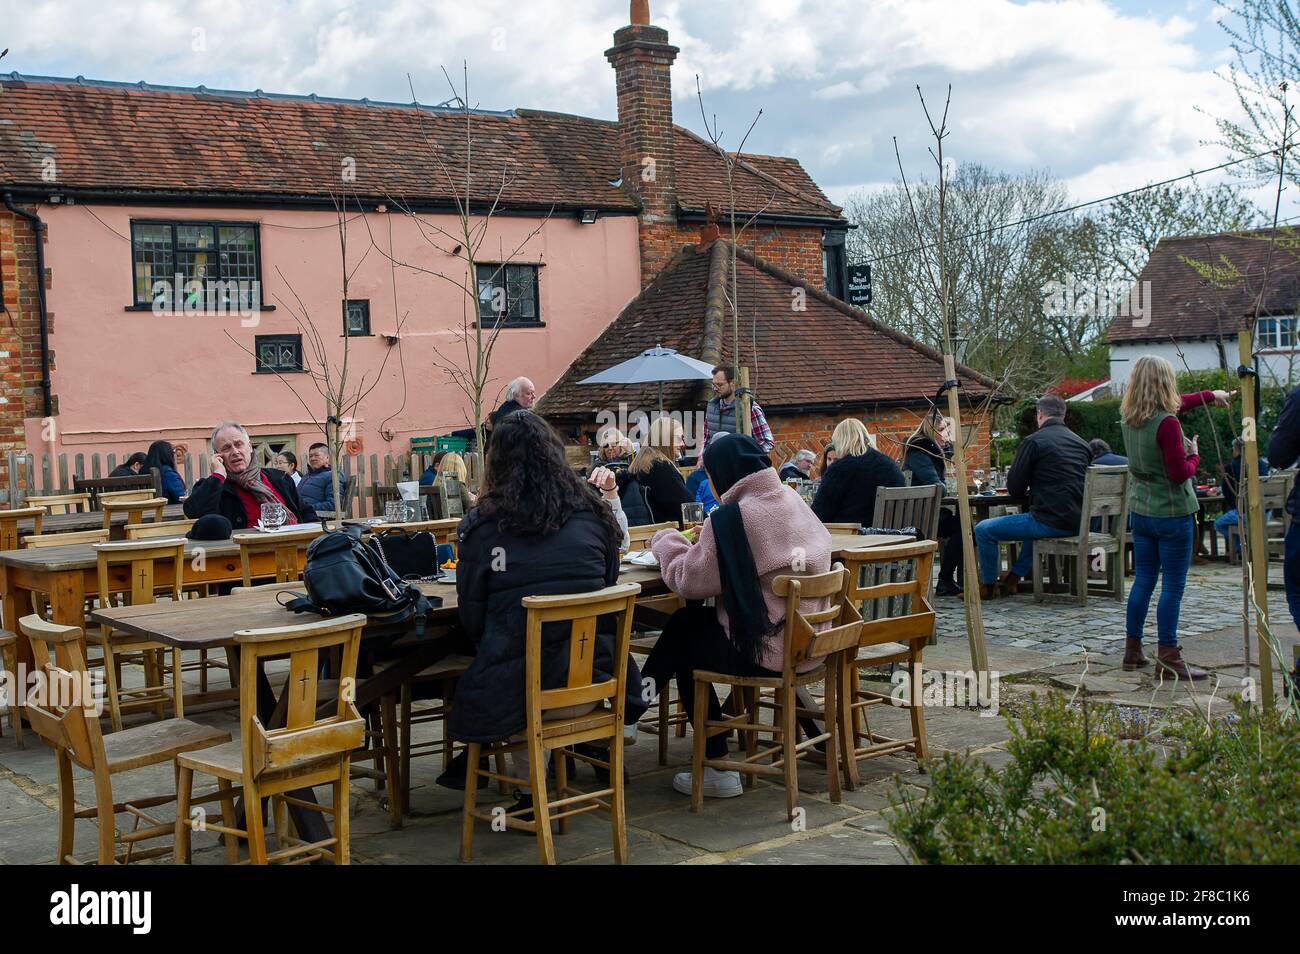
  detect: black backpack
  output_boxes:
[281,526,438,636]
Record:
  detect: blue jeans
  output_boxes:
[1126,513,1194,647]
[1284,520,1300,633]
[1214,509,1239,549]
[975,512,1072,583]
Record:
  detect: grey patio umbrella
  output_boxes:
[577,344,714,413]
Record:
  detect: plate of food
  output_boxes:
[439,558,458,583]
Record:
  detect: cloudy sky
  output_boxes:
[3,0,1288,213]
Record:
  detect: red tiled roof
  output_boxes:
[537,240,996,419]
[1106,228,1300,343]
[0,76,842,221]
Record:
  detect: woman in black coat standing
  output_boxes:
[903,414,964,596]
[447,410,646,817]
[811,418,906,527]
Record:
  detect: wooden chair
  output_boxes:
[461,582,641,865]
[101,496,166,532]
[689,564,862,820]
[74,474,158,509]
[872,483,944,539]
[233,527,318,587]
[821,522,862,534]
[1227,472,1294,564]
[125,519,196,540]
[372,483,438,521]
[174,614,367,865]
[437,478,469,520]
[27,492,92,515]
[0,506,45,550]
[627,521,678,551]
[0,630,24,747]
[1032,465,1129,605]
[836,541,938,789]
[24,528,111,548]
[18,614,229,864]
[393,652,475,810]
[93,539,188,732]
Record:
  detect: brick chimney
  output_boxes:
[606,1,679,287]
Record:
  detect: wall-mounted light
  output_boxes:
[578,209,599,224]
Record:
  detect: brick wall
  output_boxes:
[767,406,994,475]
[648,223,825,289]
[0,206,46,498]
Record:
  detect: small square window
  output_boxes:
[255,334,303,373]
[475,263,541,326]
[344,299,371,336]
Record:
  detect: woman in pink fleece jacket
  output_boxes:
[644,433,833,799]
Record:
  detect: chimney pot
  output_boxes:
[631,0,650,25]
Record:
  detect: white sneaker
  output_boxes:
[673,767,743,798]
[623,723,638,746]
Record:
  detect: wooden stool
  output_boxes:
[101,497,167,532]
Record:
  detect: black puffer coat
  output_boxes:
[448,504,647,743]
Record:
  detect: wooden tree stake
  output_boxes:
[1237,330,1274,709]
[944,354,989,675]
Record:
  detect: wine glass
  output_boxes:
[972,469,986,494]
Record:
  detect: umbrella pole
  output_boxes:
[658,381,663,417]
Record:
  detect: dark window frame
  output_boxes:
[254,334,305,374]
[343,299,372,337]
[127,219,269,310]
[474,262,544,328]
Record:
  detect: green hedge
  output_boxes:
[1012,370,1283,479]
[890,695,1300,864]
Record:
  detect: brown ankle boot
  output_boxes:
[998,572,1021,596]
[1122,638,1149,671]
[1157,645,1207,681]
[978,582,999,600]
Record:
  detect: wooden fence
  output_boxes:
[3,450,478,518]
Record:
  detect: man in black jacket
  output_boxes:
[975,394,1091,598]
[1268,387,1300,636]
[183,421,312,530]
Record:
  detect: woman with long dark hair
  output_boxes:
[446,410,644,814]
[144,440,187,504]
[642,433,833,799]
[904,414,964,595]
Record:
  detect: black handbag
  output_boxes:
[281,525,439,636]
[367,527,440,581]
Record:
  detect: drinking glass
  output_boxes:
[260,502,287,530]
[973,469,986,494]
[681,502,704,527]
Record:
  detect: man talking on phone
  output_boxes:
[184,420,312,529]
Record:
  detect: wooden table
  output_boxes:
[0,529,324,669]
[941,493,1027,513]
[14,504,187,540]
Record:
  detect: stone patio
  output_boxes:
[0,559,1294,865]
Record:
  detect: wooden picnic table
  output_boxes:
[13,503,187,539]
[0,528,325,672]
[941,492,1028,511]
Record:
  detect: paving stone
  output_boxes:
[726,826,910,865]
[1049,674,1136,694]
[633,786,857,853]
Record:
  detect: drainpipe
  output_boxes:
[3,193,53,419]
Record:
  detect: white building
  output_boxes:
[1107,228,1300,391]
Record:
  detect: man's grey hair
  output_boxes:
[1036,394,1067,420]
[793,449,817,465]
[505,377,531,401]
[210,420,249,449]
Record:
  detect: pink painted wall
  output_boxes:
[25,203,641,463]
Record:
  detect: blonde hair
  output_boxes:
[630,417,682,475]
[832,418,872,458]
[438,452,468,483]
[1120,355,1180,428]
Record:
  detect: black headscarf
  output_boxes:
[702,434,778,666]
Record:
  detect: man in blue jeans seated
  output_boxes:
[1213,437,1269,553]
[976,394,1092,599]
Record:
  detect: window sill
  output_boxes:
[1256,347,1300,355]
[475,321,547,330]
[341,332,374,338]
[125,303,276,312]
[254,368,306,374]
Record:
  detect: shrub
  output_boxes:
[889,695,1300,864]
